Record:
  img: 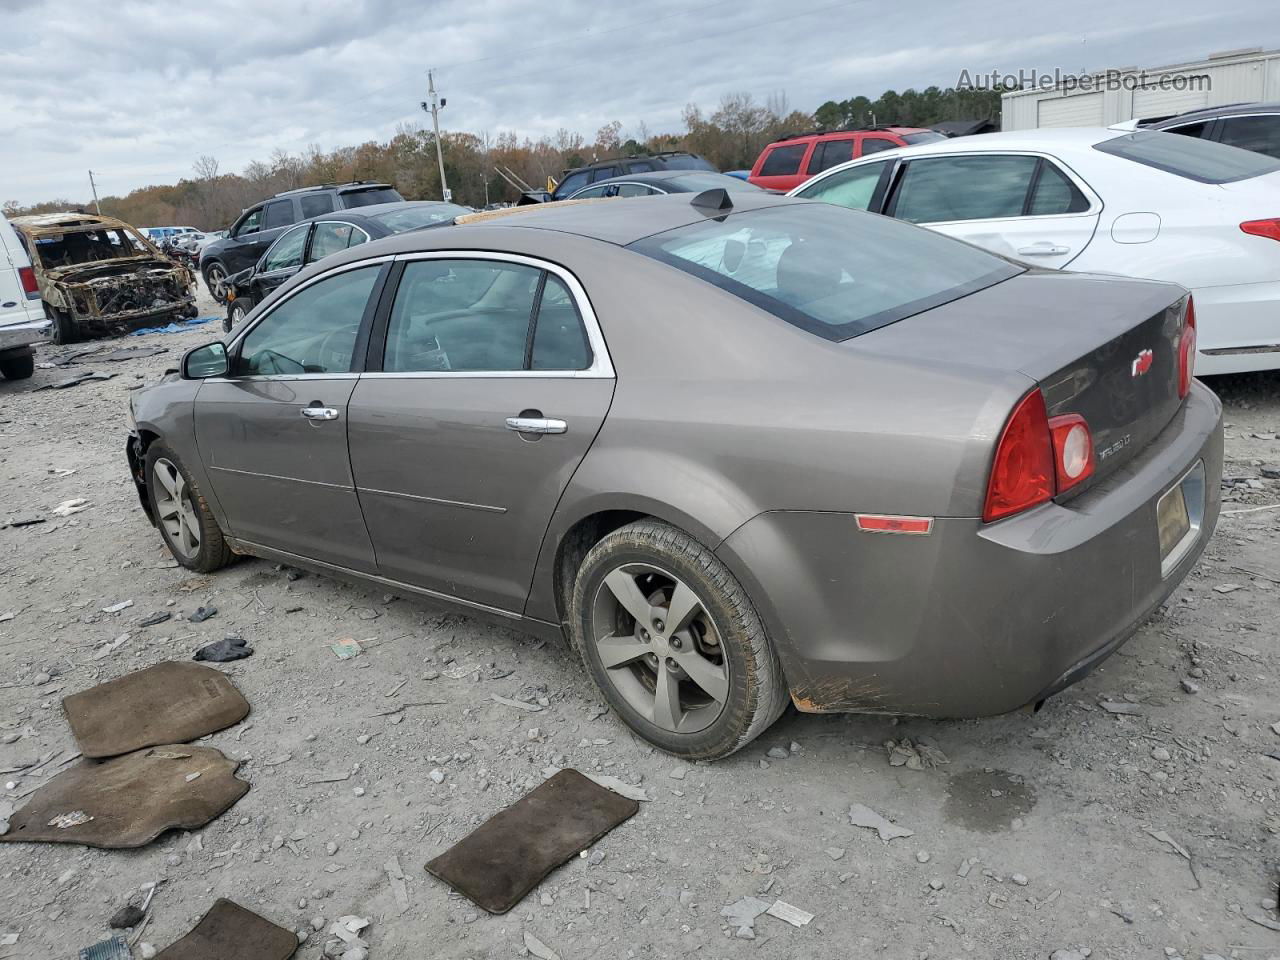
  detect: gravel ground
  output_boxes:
[1,293,1278,960]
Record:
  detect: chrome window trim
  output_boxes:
[312,220,373,249]
[366,249,616,379]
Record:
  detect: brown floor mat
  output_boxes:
[63,661,249,758]
[425,767,638,914]
[0,745,248,848]
[154,899,297,960]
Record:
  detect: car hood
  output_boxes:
[45,257,180,283]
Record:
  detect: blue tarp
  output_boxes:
[130,316,215,336]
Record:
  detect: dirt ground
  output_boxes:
[1,290,1278,960]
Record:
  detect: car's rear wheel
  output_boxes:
[144,443,234,573]
[50,309,78,345]
[0,350,34,380]
[569,519,788,760]
[203,262,228,301]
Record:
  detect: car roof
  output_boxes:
[825,127,1121,159]
[564,152,703,173]
[1152,101,1280,125]
[10,212,135,232]
[582,170,745,188]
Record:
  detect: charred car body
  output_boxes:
[10,213,197,344]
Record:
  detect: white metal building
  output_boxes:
[1001,48,1280,130]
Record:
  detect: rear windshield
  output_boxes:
[901,131,947,145]
[629,202,1022,341]
[1093,130,1280,183]
[367,203,469,232]
[668,173,763,193]
[659,154,716,171]
[340,187,404,208]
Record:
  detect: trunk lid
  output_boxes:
[858,269,1188,492]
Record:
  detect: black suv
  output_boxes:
[526,152,716,203]
[1144,102,1280,161]
[198,182,402,296]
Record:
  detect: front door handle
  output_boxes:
[1016,243,1070,256]
[506,416,567,435]
[300,406,340,421]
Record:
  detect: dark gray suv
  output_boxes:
[199,182,403,297]
[1146,102,1280,161]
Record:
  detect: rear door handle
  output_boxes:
[506,416,567,435]
[300,406,340,421]
[1016,243,1070,256]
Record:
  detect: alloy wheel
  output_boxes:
[205,264,228,300]
[589,562,729,734]
[153,458,201,560]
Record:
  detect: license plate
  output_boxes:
[1156,482,1191,560]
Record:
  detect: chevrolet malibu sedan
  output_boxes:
[126,192,1222,759]
[791,127,1280,375]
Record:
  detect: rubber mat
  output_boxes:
[425,767,638,913]
[63,661,249,759]
[0,745,248,848]
[154,899,297,960]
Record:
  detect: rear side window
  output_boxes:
[892,155,1039,223]
[1028,162,1090,215]
[1162,120,1209,140]
[1217,115,1280,161]
[1094,130,1280,183]
[589,166,620,183]
[626,160,658,173]
[263,200,295,229]
[759,144,807,177]
[301,193,336,218]
[807,139,854,174]
[308,222,360,262]
[629,203,1022,342]
[859,137,899,155]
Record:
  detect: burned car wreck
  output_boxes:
[10,213,197,344]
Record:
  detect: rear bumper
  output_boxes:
[717,382,1223,717]
[0,316,52,353]
[1191,281,1280,374]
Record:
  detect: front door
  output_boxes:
[195,263,385,571]
[347,256,614,612]
[249,223,310,304]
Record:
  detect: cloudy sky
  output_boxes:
[0,0,1275,205]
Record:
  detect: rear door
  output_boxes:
[347,253,614,613]
[194,261,387,570]
[885,152,1101,268]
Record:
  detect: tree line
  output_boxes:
[4,85,1004,231]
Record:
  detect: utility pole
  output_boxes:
[88,170,102,215]
[420,71,450,202]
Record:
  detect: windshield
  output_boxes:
[341,187,404,208]
[1093,130,1280,183]
[629,202,1021,342]
[367,203,469,232]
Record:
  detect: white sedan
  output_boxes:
[790,127,1280,375]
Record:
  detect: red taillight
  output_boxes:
[1178,296,1196,398]
[1240,218,1280,242]
[18,265,39,298]
[1048,413,1094,493]
[983,389,1055,522]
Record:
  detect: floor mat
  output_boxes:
[425,767,638,913]
[0,745,248,848]
[154,899,297,960]
[63,661,249,759]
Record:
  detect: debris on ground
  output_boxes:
[129,316,214,337]
[848,802,914,841]
[1100,700,1144,715]
[36,372,116,391]
[523,930,560,960]
[77,937,131,960]
[720,896,771,939]
[324,915,371,957]
[52,498,91,517]
[187,605,217,623]
[540,767,651,802]
[193,635,253,662]
[331,637,363,660]
[491,693,542,712]
[766,899,814,927]
[108,904,144,929]
[137,611,172,628]
[885,736,949,769]
[155,899,298,959]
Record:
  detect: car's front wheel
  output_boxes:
[569,519,788,760]
[203,262,228,301]
[144,443,235,573]
[224,299,249,333]
[49,309,78,345]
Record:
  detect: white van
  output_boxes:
[0,214,51,379]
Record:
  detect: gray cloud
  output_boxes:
[0,0,1273,204]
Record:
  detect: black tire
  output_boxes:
[50,309,78,345]
[0,350,34,380]
[143,442,235,573]
[569,519,788,760]
[203,261,228,300]
[224,299,249,333]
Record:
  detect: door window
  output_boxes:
[796,160,891,211]
[308,222,365,262]
[260,224,308,272]
[555,170,591,198]
[235,267,379,376]
[807,139,855,174]
[616,183,659,197]
[589,166,620,183]
[300,193,336,218]
[1217,115,1280,160]
[263,200,296,230]
[383,260,591,373]
[759,143,807,177]
[569,184,612,199]
[235,209,263,236]
[859,137,899,156]
[892,155,1039,223]
[1163,120,1209,140]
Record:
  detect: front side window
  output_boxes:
[261,225,308,272]
[796,160,891,211]
[308,222,359,263]
[892,155,1039,223]
[554,170,591,198]
[629,203,1021,342]
[300,193,336,218]
[1217,115,1280,160]
[263,200,296,230]
[759,143,807,177]
[383,260,590,373]
[235,209,263,236]
[1094,129,1280,183]
[235,267,378,376]
[859,136,899,156]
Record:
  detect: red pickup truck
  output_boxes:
[748,127,946,192]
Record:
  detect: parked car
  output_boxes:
[1144,102,1280,160]
[748,126,946,192]
[0,213,52,380]
[792,127,1280,374]
[127,191,1220,759]
[199,182,403,298]
[565,170,764,199]
[143,226,199,245]
[10,212,196,344]
[222,201,468,329]
[534,152,717,203]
